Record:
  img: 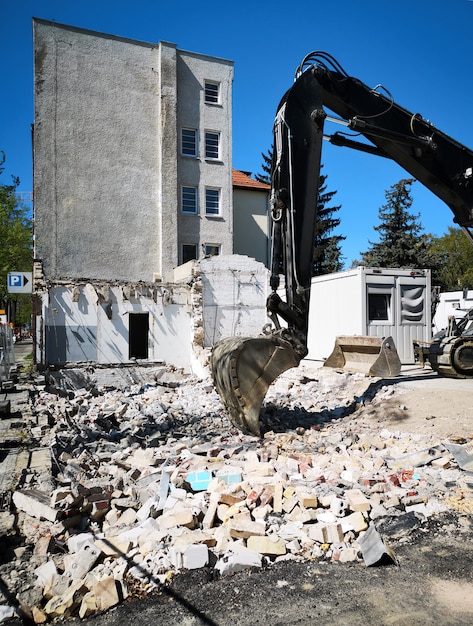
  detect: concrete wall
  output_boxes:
[33,20,163,282]
[33,19,234,284]
[233,187,270,266]
[198,255,270,347]
[38,283,193,370]
[35,255,269,374]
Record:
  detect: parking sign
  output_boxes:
[7,272,32,294]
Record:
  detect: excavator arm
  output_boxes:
[211,52,473,436]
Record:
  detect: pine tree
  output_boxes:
[256,150,345,275]
[312,171,345,275]
[254,149,272,184]
[360,178,432,269]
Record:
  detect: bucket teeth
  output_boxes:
[211,335,300,436]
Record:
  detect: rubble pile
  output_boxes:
[1,365,473,623]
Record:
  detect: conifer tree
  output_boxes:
[360,178,432,269]
[256,150,345,275]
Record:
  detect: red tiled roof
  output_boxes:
[232,169,270,190]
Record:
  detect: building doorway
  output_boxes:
[129,313,149,359]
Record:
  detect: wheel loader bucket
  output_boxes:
[211,335,301,437]
[323,335,401,377]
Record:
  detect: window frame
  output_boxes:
[181,127,198,157]
[204,244,220,257]
[181,185,198,215]
[182,243,198,264]
[205,187,221,216]
[204,81,221,105]
[367,291,393,325]
[204,130,221,160]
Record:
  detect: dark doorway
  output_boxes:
[129,313,149,359]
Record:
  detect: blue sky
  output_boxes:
[2,0,473,266]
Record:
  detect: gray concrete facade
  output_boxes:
[33,19,234,284]
[32,19,237,371]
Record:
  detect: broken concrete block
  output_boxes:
[324,523,344,544]
[285,505,311,524]
[247,535,286,556]
[94,577,121,611]
[341,511,368,534]
[34,560,57,588]
[78,592,97,619]
[252,503,272,520]
[273,483,283,513]
[430,456,451,469]
[297,490,318,509]
[338,547,359,563]
[319,493,335,508]
[307,523,326,544]
[13,489,60,522]
[43,580,85,618]
[330,497,348,517]
[346,489,371,512]
[64,541,101,581]
[157,508,195,530]
[219,491,246,506]
[227,514,266,539]
[215,546,262,575]
[94,536,131,558]
[31,606,48,623]
[182,544,209,569]
[202,493,219,529]
[67,533,95,554]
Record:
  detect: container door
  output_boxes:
[395,280,429,363]
[366,282,396,345]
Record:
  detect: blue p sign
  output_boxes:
[8,274,22,287]
[7,272,32,293]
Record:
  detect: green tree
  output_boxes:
[312,171,345,275]
[360,179,432,269]
[254,149,272,184]
[256,150,345,275]
[0,152,33,325]
[429,226,473,290]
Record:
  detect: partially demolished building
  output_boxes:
[32,19,268,372]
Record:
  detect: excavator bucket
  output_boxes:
[211,335,301,437]
[323,335,401,377]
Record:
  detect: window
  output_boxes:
[205,131,220,159]
[182,244,198,264]
[400,285,425,324]
[181,186,198,214]
[181,128,197,156]
[205,187,220,215]
[368,293,391,322]
[205,81,220,104]
[204,244,220,257]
